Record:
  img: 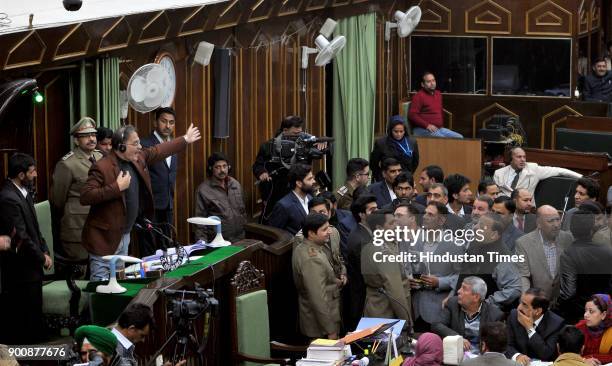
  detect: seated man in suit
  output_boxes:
[361,209,412,322]
[478,177,500,199]
[494,147,581,197]
[444,173,473,219]
[492,196,524,253]
[506,288,566,364]
[268,163,315,235]
[368,158,402,208]
[432,276,504,353]
[462,322,519,366]
[512,189,536,233]
[515,205,573,302]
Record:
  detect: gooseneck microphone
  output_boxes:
[376,287,414,337]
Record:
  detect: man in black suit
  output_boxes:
[0,153,51,344]
[344,194,378,331]
[140,107,178,255]
[368,158,402,208]
[432,276,504,353]
[512,188,536,234]
[268,163,315,235]
[506,288,565,364]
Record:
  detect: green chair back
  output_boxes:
[34,200,54,276]
[236,289,271,366]
[400,100,412,135]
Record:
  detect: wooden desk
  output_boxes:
[565,116,612,132]
[415,137,482,193]
[524,148,611,204]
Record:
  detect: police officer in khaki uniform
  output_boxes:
[50,117,103,263]
[361,209,412,323]
[292,213,342,339]
[335,158,370,210]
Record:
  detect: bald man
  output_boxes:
[514,205,573,302]
[494,147,581,197]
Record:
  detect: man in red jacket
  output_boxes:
[408,72,463,138]
[81,123,201,280]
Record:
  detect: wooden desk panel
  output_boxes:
[415,137,482,192]
[565,116,612,132]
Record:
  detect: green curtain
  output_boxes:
[332,12,377,188]
[75,57,120,136]
[99,57,121,130]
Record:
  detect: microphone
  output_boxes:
[376,288,414,337]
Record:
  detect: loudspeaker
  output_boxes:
[213,48,231,138]
[194,41,215,66]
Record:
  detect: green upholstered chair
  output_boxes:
[230,261,306,366]
[400,99,412,135]
[35,200,88,336]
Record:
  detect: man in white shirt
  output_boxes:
[494,147,581,197]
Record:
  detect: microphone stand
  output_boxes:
[136,220,189,271]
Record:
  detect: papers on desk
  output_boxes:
[529,361,553,366]
[125,255,203,275]
[356,318,405,337]
[142,242,208,262]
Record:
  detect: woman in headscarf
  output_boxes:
[402,332,443,366]
[576,294,612,366]
[370,115,419,182]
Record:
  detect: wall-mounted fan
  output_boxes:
[301,34,346,69]
[385,6,422,41]
[126,63,175,113]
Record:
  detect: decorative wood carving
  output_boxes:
[138,11,171,44]
[540,105,582,149]
[306,0,328,11]
[590,0,600,30]
[178,6,210,36]
[53,24,91,61]
[526,0,572,36]
[249,0,275,23]
[231,261,265,296]
[215,0,243,29]
[472,103,518,137]
[465,0,511,34]
[578,0,588,34]
[98,17,133,52]
[278,0,303,16]
[4,30,47,70]
[415,0,451,33]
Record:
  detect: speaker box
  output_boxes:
[213,48,231,138]
[194,41,215,66]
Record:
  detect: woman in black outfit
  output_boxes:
[370,115,419,182]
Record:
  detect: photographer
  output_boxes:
[74,325,119,366]
[252,116,328,222]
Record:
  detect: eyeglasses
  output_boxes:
[356,172,370,177]
[126,141,141,147]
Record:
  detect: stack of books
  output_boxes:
[295,339,351,366]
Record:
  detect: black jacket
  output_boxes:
[267,191,310,235]
[506,309,565,361]
[140,133,177,210]
[0,180,49,287]
[370,118,419,182]
[559,239,612,323]
[584,72,612,102]
[345,223,373,331]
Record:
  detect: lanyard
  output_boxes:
[393,138,412,157]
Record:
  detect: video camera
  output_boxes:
[268,132,334,168]
[164,286,218,321]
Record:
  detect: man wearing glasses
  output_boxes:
[51,117,103,267]
[335,158,370,210]
[139,107,179,256]
[81,122,201,281]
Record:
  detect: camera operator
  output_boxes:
[74,325,119,366]
[252,116,328,223]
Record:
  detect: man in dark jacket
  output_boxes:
[559,209,612,323]
[506,288,565,364]
[0,153,51,344]
[584,58,612,102]
[432,276,504,353]
[81,124,201,280]
[369,115,419,182]
[139,107,179,255]
[368,158,403,208]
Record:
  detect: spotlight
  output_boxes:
[63,0,83,11]
[33,90,44,103]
